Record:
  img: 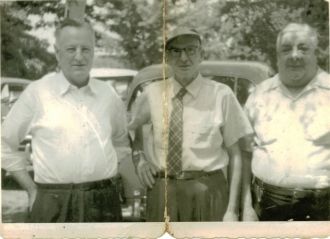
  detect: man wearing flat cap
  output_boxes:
[129,27,252,221]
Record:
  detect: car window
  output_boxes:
[1,82,29,122]
[204,75,255,105]
[93,76,134,101]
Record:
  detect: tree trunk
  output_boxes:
[65,0,86,21]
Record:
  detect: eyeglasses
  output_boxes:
[166,46,200,57]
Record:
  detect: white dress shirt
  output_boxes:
[245,69,330,188]
[2,71,130,184]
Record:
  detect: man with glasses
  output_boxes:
[129,27,252,221]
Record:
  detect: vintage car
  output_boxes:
[1,77,31,122]
[90,67,137,101]
[127,61,273,108]
[126,60,273,221]
[1,76,32,161]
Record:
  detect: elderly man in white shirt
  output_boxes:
[242,23,330,221]
[1,18,130,222]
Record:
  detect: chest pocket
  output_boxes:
[185,119,222,149]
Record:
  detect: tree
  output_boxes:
[164,0,329,72]
[87,0,163,69]
[1,0,328,79]
[1,2,58,79]
[1,0,164,76]
[219,0,329,71]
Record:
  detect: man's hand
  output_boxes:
[136,158,158,188]
[242,205,259,221]
[224,143,242,222]
[313,132,330,146]
[10,169,37,212]
[28,187,37,212]
[223,209,239,221]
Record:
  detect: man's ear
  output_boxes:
[314,46,323,60]
[199,48,205,62]
[54,44,60,62]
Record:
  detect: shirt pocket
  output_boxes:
[186,122,221,149]
[304,106,330,144]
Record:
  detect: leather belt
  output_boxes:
[36,178,116,191]
[155,169,223,180]
[253,176,330,199]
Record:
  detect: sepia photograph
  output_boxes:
[1,0,329,238]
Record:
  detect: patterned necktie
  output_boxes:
[167,87,187,175]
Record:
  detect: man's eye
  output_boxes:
[66,48,76,53]
[82,48,91,53]
[186,47,197,54]
[172,48,181,53]
[281,48,291,53]
[299,47,309,52]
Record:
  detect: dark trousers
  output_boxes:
[29,178,122,222]
[146,170,228,222]
[252,177,330,221]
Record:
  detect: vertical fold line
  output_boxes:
[161,0,172,234]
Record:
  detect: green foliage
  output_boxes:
[88,0,163,69]
[166,0,328,72]
[1,2,58,80]
[1,0,328,79]
[221,0,329,71]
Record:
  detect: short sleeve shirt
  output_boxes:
[133,74,253,171]
[245,69,330,188]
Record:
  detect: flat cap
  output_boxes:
[166,27,201,47]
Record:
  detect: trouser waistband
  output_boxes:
[155,169,223,180]
[253,176,330,199]
[36,178,115,190]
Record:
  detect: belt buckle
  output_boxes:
[292,188,311,201]
[256,183,263,202]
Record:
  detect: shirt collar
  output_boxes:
[58,71,71,95]
[265,68,330,93]
[264,74,281,92]
[310,69,330,90]
[171,73,203,99]
[58,71,96,96]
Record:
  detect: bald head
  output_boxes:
[276,23,319,90]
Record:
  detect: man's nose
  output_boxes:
[179,49,189,61]
[74,48,83,60]
[290,47,301,59]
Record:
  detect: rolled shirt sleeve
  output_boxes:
[111,94,131,163]
[128,91,151,131]
[2,85,35,171]
[241,91,257,152]
[221,89,253,148]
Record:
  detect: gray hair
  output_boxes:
[276,23,318,52]
[55,18,95,45]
